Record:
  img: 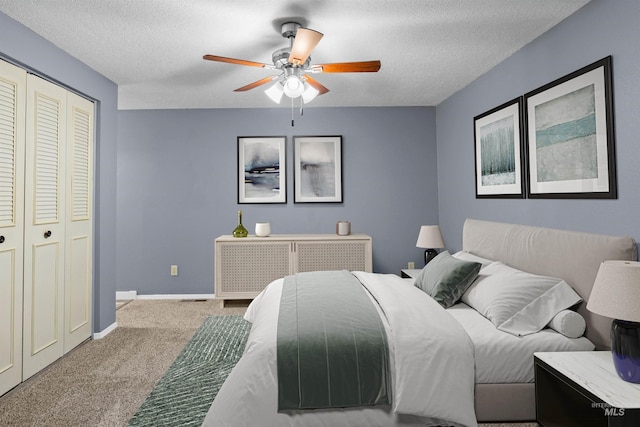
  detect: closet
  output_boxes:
[0,58,94,395]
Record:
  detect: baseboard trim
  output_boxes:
[93,322,117,339]
[136,293,216,300]
[116,290,138,300]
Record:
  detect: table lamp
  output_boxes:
[416,225,445,265]
[586,260,640,383]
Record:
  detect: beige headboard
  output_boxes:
[462,218,637,350]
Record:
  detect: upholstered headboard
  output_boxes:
[462,218,637,350]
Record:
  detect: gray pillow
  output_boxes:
[547,310,586,339]
[414,251,482,308]
[461,262,583,336]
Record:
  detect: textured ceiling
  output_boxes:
[0,0,590,110]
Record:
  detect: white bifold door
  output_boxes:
[63,89,94,353]
[0,60,94,393]
[0,59,26,396]
[22,74,67,380]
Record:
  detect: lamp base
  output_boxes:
[424,249,438,265]
[611,319,640,383]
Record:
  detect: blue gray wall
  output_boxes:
[117,107,437,294]
[0,13,119,332]
[5,0,639,314]
[436,0,640,252]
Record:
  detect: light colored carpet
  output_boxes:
[0,299,538,426]
[0,299,246,426]
[115,300,132,310]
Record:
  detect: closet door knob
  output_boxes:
[44,230,52,239]
[0,236,4,244]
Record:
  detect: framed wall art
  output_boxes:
[524,56,616,199]
[294,135,343,203]
[237,136,286,204]
[474,97,525,198]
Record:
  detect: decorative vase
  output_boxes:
[232,210,248,238]
[336,221,351,236]
[255,222,271,237]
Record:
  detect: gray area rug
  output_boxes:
[127,315,251,426]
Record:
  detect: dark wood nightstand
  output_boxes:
[534,351,640,426]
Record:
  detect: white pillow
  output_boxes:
[461,262,582,336]
[547,310,586,339]
[451,251,494,270]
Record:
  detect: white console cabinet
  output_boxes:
[214,234,372,306]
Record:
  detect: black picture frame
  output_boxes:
[524,56,616,199]
[293,135,343,203]
[237,136,287,204]
[473,97,525,198]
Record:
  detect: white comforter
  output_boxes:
[202,272,477,427]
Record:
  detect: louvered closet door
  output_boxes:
[0,60,26,396]
[64,92,93,352]
[22,74,66,380]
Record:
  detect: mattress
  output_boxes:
[204,272,478,427]
[445,301,595,383]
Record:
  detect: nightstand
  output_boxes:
[400,268,422,279]
[534,351,640,426]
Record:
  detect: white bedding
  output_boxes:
[203,272,477,427]
[446,301,595,383]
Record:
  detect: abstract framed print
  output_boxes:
[237,136,286,204]
[524,56,616,199]
[474,97,525,198]
[293,136,343,203]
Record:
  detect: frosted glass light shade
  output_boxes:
[302,83,319,103]
[265,82,284,103]
[283,75,304,98]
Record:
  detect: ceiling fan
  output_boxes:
[203,22,381,104]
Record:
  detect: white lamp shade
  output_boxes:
[587,260,640,322]
[265,81,284,103]
[416,225,445,249]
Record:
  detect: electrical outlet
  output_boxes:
[408,261,415,269]
[170,265,178,276]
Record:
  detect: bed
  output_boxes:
[202,218,637,426]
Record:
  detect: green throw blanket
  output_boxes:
[277,270,391,411]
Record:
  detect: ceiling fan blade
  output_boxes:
[303,75,330,95]
[288,28,323,66]
[234,76,278,92]
[311,60,381,73]
[203,54,273,69]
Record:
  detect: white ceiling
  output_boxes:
[0,0,590,110]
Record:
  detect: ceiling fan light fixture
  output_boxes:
[283,75,304,98]
[203,21,381,105]
[302,82,319,103]
[264,81,284,103]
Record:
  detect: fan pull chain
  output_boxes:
[290,96,306,127]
